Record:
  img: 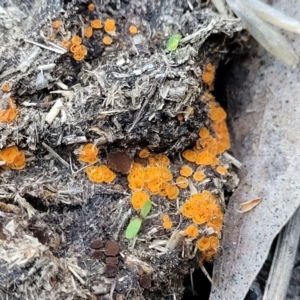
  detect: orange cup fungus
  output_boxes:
[88,3,95,11]
[2,82,11,93]
[181,190,223,227]
[138,148,150,158]
[182,150,197,163]
[85,27,93,38]
[103,36,112,45]
[78,143,98,164]
[199,127,210,139]
[52,20,61,29]
[0,98,18,123]
[202,63,216,91]
[162,215,172,229]
[216,165,228,175]
[180,165,193,177]
[85,165,116,183]
[71,36,82,45]
[184,224,198,238]
[129,25,138,34]
[91,19,102,29]
[176,176,189,189]
[0,145,26,170]
[195,150,215,165]
[197,235,220,261]
[61,40,71,49]
[104,19,116,34]
[131,190,149,210]
[193,171,206,182]
[165,184,179,200]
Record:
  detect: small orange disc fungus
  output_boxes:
[85,26,93,38]
[70,44,81,53]
[88,3,95,11]
[102,36,112,45]
[197,237,211,251]
[176,176,188,189]
[104,19,116,33]
[199,127,210,139]
[73,51,85,61]
[131,190,149,210]
[193,171,206,182]
[61,40,71,49]
[182,149,197,163]
[129,25,138,34]
[180,165,193,177]
[91,19,102,29]
[162,215,172,229]
[195,150,214,165]
[52,20,61,29]
[0,98,18,123]
[2,82,11,93]
[9,151,26,170]
[138,148,150,158]
[79,143,98,163]
[71,36,82,45]
[216,165,228,175]
[0,146,19,164]
[166,184,179,200]
[184,225,198,238]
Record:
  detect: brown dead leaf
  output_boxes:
[239,198,262,213]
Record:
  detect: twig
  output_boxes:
[42,142,70,169]
[24,39,66,54]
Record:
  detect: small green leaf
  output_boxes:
[125,218,142,239]
[166,34,182,51]
[140,200,152,218]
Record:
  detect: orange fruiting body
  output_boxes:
[193,171,206,182]
[216,165,228,175]
[129,25,138,34]
[131,190,149,210]
[71,36,82,45]
[197,237,210,251]
[176,176,189,189]
[0,98,18,123]
[73,51,85,61]
[182,149,197,162]
[180,165,193,177]
[184,225,198,238]
[202,63,216,85]
[61,40,71,48]
[2,83,10,93]
[103,36,112,45]
[166,184,179,200]
[0,145,26,170]
[86,165,116,183]
[79,143,98,163]
[85,27,93,38]
[138,148,150,158]
[199,127,209,139]
[104,19,116,33]
[88,3,95,11]
[162,215,172,229]
[0,146,19,164]
[195,150,214,165]
[52,20,61,29]
[70,44,81,53]
[91,19,102,29]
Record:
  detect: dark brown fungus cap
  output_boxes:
[105,256,119,265]
[139,274,152,289]
[92,250,106,260]
[105,264,118,278]
[107,150,133,174]
[104,240,120,256]
[91,239,104,249]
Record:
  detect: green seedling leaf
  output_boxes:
[140,200,152,218]
[125,217,142,239]
[166,34,182,51]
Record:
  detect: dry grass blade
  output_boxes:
[239,197,261,213]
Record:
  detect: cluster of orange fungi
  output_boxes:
[77,143,116,184]
[0,98,18,123]
[53,2,139,61]
[0,145,26,170]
